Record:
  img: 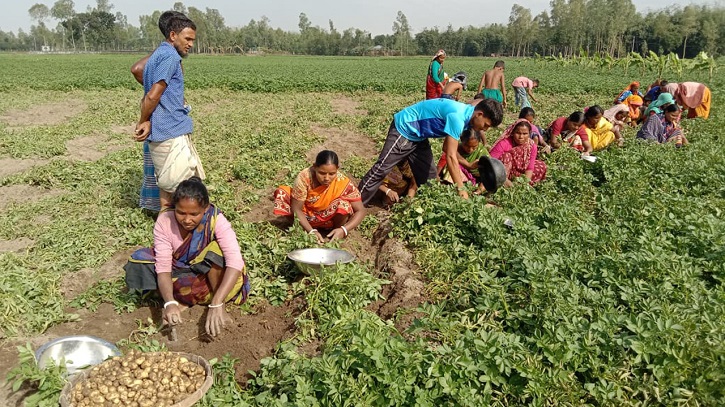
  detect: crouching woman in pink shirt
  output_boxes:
[125,176,250,337]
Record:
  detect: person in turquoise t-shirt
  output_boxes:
[358,98,503,204]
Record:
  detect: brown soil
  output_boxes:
[307,124,378,163]
[0,158,49,179]
[241,186,284,226]
[161,299,297,384]
[0,185,64,209]
[109,124,136,135]
[369,215,427,331]
[0,237,34,253]
[0,300,297,404]
[330,96,367,116]
[60,249,136,300]
[65,133,129,162]
[0,100,87,127]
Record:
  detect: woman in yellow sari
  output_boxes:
[584,105,624,151]
[274,150,366,244]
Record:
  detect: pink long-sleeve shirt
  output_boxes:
[512,76,535,89]
[489,137,538,172]
[153,211,244,274]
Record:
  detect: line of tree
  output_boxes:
[3,0,725,58]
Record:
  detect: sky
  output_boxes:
[3,0,722,35]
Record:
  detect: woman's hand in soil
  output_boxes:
[327,228,346,242]
[205,306,230,337]
[163,304,182,326]
[386,189,400,203]
[311,230,326,244]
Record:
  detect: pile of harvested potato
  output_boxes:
[69,350,206,407]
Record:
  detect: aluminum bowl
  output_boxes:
[287,248,356,274]
[35,335,121,375]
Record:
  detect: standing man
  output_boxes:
[131,11,184,212]
[134,13,205,209]
[358,98,503,204]
[511,76,539,109]
[476,60,507,108]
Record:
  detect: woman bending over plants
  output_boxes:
[603,104,630,134]
[124,177,250,337]
[378,161,418,207]
[489,119,547,187]
[437,128,488,185]
[584,105,624,151]
[545,111,592,154]
[636,104,688,146]
[274,150,366,244]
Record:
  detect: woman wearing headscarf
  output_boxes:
[489,119,547,186]
[643,92,675,117]
[622,94,644,122]
[426,49,446,99]
[637,104,688,146]
[676,82,711,119]
[603,104,630,134]
[614,81,642,104]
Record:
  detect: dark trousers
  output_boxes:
[358,122,437,205]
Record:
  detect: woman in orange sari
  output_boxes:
[621,94,644,123]
[274,150,366,244]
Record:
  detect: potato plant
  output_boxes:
[0,54,723,406]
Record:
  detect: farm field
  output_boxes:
[0,53,724,406]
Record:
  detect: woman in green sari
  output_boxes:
[436,128,488,183]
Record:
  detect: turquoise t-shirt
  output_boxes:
[393,99,474,142]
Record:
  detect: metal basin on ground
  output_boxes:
[35,335,121,376]
[287,248,356,274]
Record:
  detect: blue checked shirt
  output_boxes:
[143,42,193,142]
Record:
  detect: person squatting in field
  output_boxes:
[273,150,366,244]
[614,81,643,104]
[637,104,689,146]
[518,107,549,154]
[545,111,592,154]
[134,12,205,209]
[124,177,250,337]
[583,105,625,151]
[436,128,488,185]
[603,104,630,135]
[477,60,507,107]
[644,92,676,117]
[357,98,504,204]
[377,161,418,207]
[489,119,547,186]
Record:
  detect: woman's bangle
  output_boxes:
[208,303,224,309]
[163,300,179,309]
[340,225,349,237]
[308,229,318,235]
[385,188,392,197]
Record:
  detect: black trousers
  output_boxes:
[358,121,437,205]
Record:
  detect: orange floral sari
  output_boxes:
[273,167,361,229]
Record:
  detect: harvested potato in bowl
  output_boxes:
[67,350,209,407]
